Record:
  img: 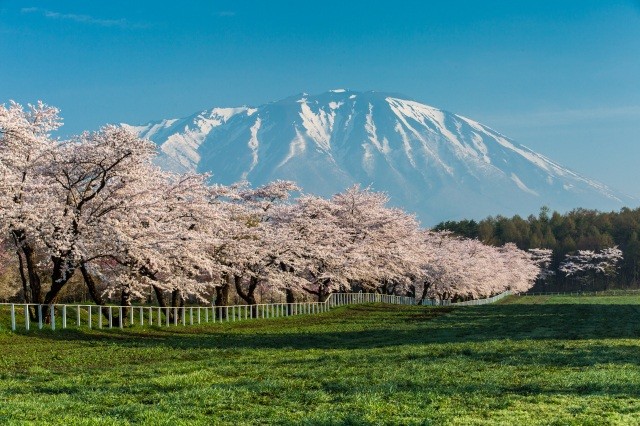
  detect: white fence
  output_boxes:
[522,289,640,297]
[450,290,512,306]
[0,290,512,332]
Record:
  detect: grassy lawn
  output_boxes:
[2,295,640,425]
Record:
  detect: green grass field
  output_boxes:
[2,295,640,425]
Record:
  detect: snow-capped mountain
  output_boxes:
[122,90,634,225]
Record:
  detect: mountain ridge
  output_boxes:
[122,90,634,225]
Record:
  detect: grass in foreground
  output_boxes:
[1,295,640,424]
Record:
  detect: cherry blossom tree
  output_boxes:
[414,234,539,303]
[498,243,541,294]
[270,194,350,303]
[221,180,300,311]
[34,125,159,307]
[79,169,229,320]
[0,101,61,313]
[528,248,554,280]
[269,186,425,302]
[559,246,623,289]
[331,186,425,294]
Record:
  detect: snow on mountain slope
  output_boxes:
[122,107,255,172]
[122,90,634,225]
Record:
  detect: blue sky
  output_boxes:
[1,1,640,199]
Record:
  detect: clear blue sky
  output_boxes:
[2,1,640,199]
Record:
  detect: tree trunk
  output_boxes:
[278,263,296,314]
[418,281,433,305]
[20,239,42,305]
[39,257,75,323]
[322,278,333,302]
[388,282,398,295]
[317,279,331,302]
[215,276,231,319]
[170,289,184,322]
[235,275,258,316]
[14,244,29,302]
[80,263,115,325]
[43,256,75,306]
[302,278,330,302]
[152,285,166,307]
[411,284,418,299]
[120,286,132,326]
[11,229,42,321]
[151,285,180,324]
[286,288,295,315]
[235,275,258,305]
[12,240,37,319]
[11,230,42,303]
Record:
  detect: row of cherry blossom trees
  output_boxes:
[0,101,542,320]
[436,208,630,291]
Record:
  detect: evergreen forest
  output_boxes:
[434,206,640,292]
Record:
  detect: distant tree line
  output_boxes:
[434,206,640,292]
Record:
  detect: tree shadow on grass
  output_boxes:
[18,303,640,364]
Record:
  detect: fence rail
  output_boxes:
[0,290,512,332]
[522,289,640,297]
[450,290,512,306]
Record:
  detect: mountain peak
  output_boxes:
[123,91,634,224]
